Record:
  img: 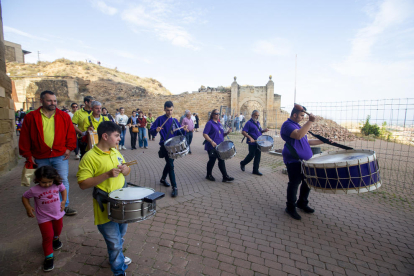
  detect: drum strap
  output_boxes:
[241,119,262,143]
[92,187,117,212]
[88,116,94,130]
[162,118,175,143]
[284,142,300,160]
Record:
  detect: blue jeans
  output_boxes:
[185,131,193,152]
[138,127,148,148]
[236,122,240,131]
[120,128,127,146]
[35,155,69,207]
[97,221,128,275]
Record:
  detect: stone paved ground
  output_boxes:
[1,130,413,276]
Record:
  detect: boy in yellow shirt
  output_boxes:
[77,121,131,276]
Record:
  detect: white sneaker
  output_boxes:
[124,256,132,265]
[123,146,127,150]
[75,154,80,160]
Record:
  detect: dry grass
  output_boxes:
[6,58,171,95]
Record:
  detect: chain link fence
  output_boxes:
[221,99,414,205]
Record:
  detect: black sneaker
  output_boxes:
[171,188,178,198]
[53,239,63,250]
[43,257,54,272]
[285,207,301,220]
[222,176,234,182]
[64,207,77,216]
[252,171,263,176]
[296,204,315,213]
[160,179,171,187]
[240,162,245,172]
[205,175,215,181]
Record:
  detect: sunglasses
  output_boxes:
[213,113,220,115]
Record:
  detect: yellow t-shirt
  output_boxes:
[77,145,125,225]
[82,115,110,132]
[72,108,92,132]
[40,109,55,148]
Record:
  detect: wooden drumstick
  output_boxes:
[294,103,310,115]
[159,116,172,129]
[122,160,137,166]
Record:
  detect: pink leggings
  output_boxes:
[38,218,63,256]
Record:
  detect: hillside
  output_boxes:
[6,58,171,95]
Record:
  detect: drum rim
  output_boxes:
[257,135,274,142]
[164,136,187,147]
[302,149,376,168]
[108,187,155,200]
[216,140,235,150]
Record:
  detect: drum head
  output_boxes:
[304,149,376,168]
[257,135,273,147]
[217,141,234,152]
[109,187,155,200]
[165,136,186,147]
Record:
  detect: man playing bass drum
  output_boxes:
[240,110,269,176]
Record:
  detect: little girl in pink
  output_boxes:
[22,165,67,272]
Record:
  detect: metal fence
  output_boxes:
[222,99,414,204]
[292,99,414,203]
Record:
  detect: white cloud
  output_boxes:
[253,38,291,56]
[121,2,199,50]
[90,0,118,15]
[4,26,49,41]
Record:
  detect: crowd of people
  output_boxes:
[17,91,323,275]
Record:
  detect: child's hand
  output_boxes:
[107,168,121,178]
[118,164,129,175]
[61,201,66,212]
[26,207,35,218]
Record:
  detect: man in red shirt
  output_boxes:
[19,91,78,215]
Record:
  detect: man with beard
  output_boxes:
[19,90,78,216]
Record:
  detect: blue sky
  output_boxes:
[3,0,414,107]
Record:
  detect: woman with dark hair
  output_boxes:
[203,109,234,182]
[102,107,114,122]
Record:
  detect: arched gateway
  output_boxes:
[230,76,281,128]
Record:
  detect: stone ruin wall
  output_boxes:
[0,5,18,175]
[101,92,231,126]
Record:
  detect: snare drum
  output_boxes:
[108,187,165,223]
[302,149,381,194]
[216,141,236,160]
[257,135,274,152]
[164,136,189,159]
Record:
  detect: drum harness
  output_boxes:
[241,119,263,143]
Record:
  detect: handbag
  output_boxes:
[21,160,37,187]
[132,126,138,133]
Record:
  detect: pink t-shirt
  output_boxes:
[23,183,66,224]
[182,117,194,131]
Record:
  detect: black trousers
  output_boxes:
[241,144,261,172]
[161,145,177,188]
[130,130,138,149]
[207,149,227,177]
[286,162,310,210]
[148,129,153,140]
[79,138,87,159]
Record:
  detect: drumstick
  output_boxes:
[122,160,138,166]
[294,103,310,116]
[159,116,172,129]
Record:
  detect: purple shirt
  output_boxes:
[182,117,194,131]
[242,119,262,145]
[203,120,224,151]
[150,115,184,145]
[280,118,313,164]
[23,183,66,224]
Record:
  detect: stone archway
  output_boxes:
[240,100,264,125]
